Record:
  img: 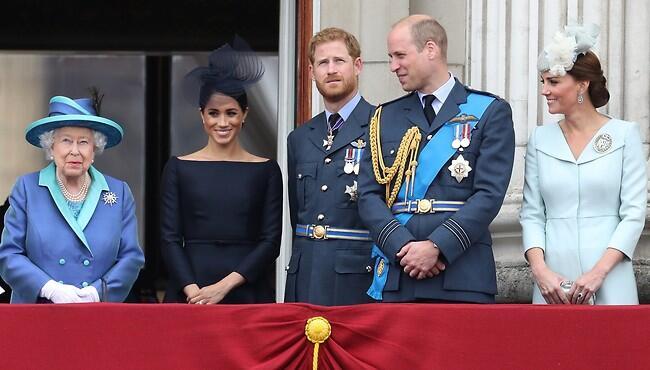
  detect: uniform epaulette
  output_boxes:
[377,91,415,108]
[464,86,504,101]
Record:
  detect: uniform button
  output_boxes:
[366,265,373,272]
[298,173,303,179]
[58,258,66,265]
[285,265,290,271]
[389,149,395,155]
[321,185,328,192]
[58,280,64,284]
[81,282,89,288]
[427,134,433,140]
[317,214,325,221]
[324,158,332,164]
[83,259,90,266]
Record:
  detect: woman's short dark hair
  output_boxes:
[567,51,610,108]
[199,84,248,111]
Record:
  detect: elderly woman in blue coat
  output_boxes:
[520,25,647,305]
[0,94,145,303]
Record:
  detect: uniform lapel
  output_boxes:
[404,92,431,133]
[328,98,370,153]
[38,163,91,253]
[429,80,464,134]
[306,112,329,154]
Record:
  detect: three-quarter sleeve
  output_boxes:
[520,127,548,254]
[160,158,196,291]
[607,122,647,259]
[235,161,283,283]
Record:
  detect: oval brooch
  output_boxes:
[593,133,612,153]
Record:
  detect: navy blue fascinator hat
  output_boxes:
[25,93,124,148]
[184,36,265,109]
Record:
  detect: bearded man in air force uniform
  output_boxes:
[284,27,376,306]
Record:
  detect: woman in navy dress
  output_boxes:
[161,38,282,304]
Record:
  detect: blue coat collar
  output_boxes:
[535,119,625,164]
[38,163,110,253]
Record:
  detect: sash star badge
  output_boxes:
[345,180,358,202]
[102,191,118,206]
[448,155,472,183]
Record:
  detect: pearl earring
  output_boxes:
[577,93,584,104]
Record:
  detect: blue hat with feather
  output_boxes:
[25,94,124,149]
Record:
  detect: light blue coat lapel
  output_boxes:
[38,163,108,255]
[535,120,624,164]
[534,123,576,163]
[77,166,109,231]
[576,120,624,164]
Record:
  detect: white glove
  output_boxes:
[40,280,85,303]
[78,286,100,302]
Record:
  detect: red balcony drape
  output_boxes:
[0,303,648,369]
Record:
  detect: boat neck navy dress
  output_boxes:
[161,156,282,303]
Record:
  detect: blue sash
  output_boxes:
[367,93,495,300]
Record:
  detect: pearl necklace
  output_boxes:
[57,173,90,202]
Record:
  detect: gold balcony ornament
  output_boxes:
[305,316,332,370]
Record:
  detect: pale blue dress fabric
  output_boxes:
[520,119,647,304]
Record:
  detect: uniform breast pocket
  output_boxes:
[440,151,476,188]
[296,162,317,211]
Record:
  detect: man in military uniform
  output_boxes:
[358,15,515,303]
[284,28,375,305]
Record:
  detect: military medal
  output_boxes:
[345,180,358,202]
[354,145,363,175]
[344,139,366,175]
[452,125,461,149]
[449,114,479,151]
[593,133,612,153]
[323,134,334,151]
[460,124,471,148]
[344,148,355,174]
[324,114,345,151]
[448,154,472,182]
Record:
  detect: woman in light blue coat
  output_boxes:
[520,24,647,305]
[0,93,144,303]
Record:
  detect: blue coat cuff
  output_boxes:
[429,218,470,264]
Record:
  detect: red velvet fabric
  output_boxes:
[0,303,648,369]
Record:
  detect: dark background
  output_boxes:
[0,0,279,52]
